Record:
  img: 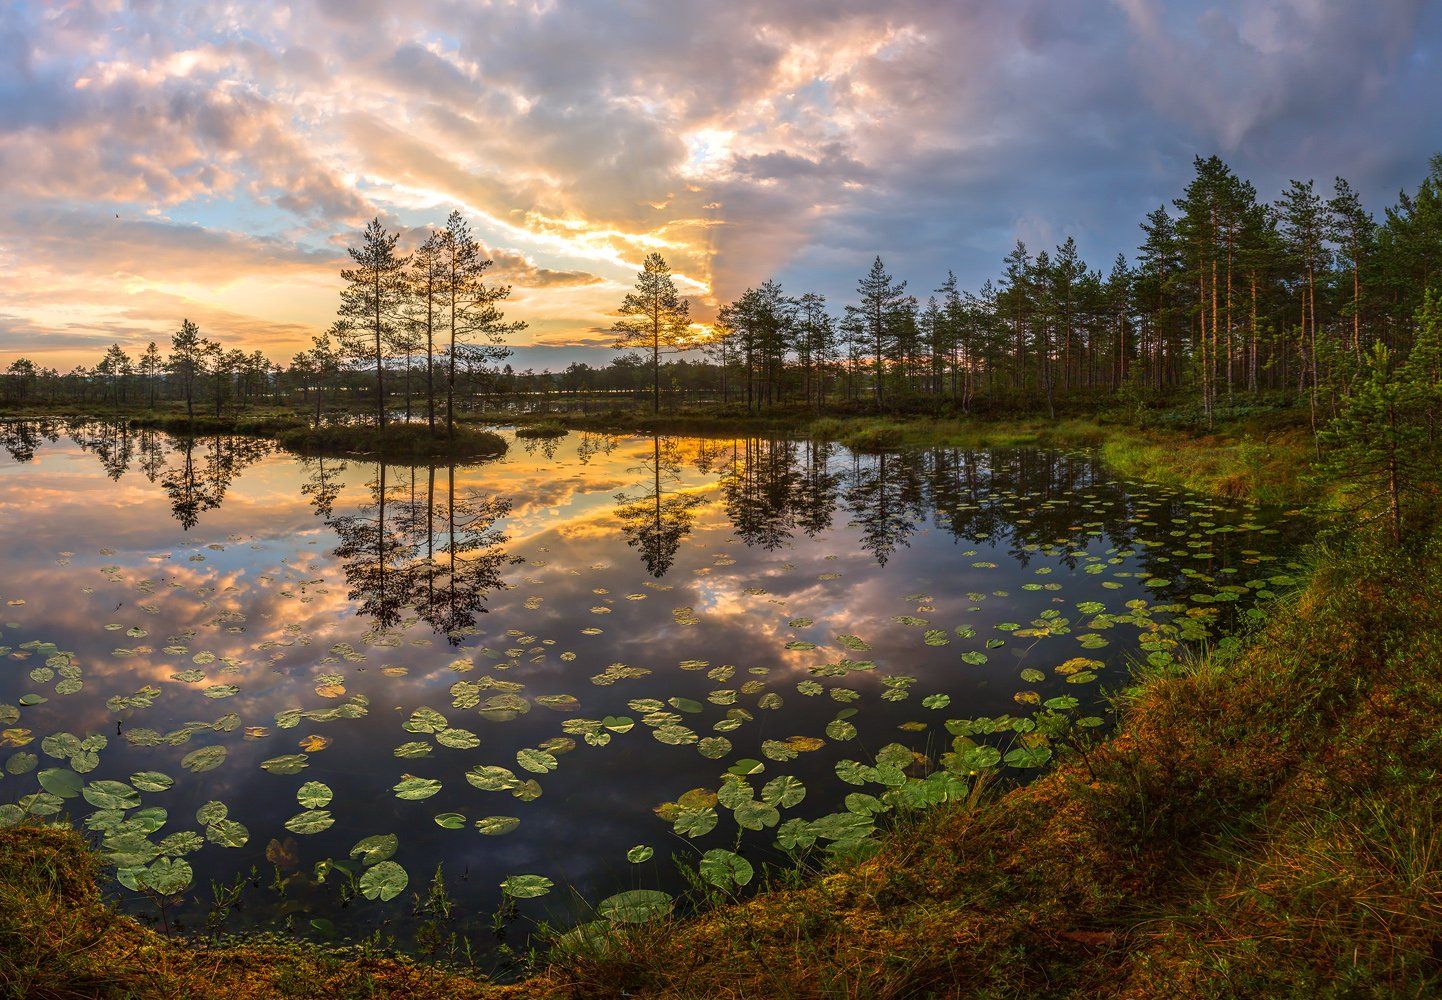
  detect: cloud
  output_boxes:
[0,0,1439,369]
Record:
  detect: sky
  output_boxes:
[1,0,1440,373]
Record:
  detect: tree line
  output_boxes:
[2,156,1438,535]
[1,211,523,432]
[589,155,1442,427]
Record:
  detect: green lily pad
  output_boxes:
[284,809,335,835]
[297,781,332,808]
[37,768,82,798]
[350,833,398,866]
[82,780,139,811]
[598,888,671,923]
[393,775,441,800]
[475,815,521,836]
[205,819,249,848]
[359,860,409,901]
[500,873,553,899]
[699,848,754,888]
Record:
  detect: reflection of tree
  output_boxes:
[162,438,218,531]
[320,460,513,641]
[519,434,562,461]
[720,438,801,551]
[843,452,924,565]
[408,465,514,641]
[793,440,841,537]
[711,437,841,551]
[300,456,346,519]
[574,432,619,466]
[0,420,55,463]
[330,463,413,632]
[138,428,166,484]
[161,435,269,531]
[615,436,703,578]
[69,420,134,480]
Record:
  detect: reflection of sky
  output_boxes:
[0,422,1305,945]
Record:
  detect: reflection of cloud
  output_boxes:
[0,424,1300,932]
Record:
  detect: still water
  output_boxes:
[0,420,1303,949]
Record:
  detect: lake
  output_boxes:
[0,419,1304,955]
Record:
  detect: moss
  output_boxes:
[128,412,308,436]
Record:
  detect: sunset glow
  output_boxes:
[2,1,1439,372]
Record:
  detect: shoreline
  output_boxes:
[3,404,1318,506]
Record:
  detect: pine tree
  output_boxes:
[613,252,691,414]
[4,358,37,405]
[339,217,408,430]
[1317,342,1430,542]
[409,231,445,432]
[1278,178,1329,433]
[141,342,161,408]
[1137,207,1182,392]
[795,292,833,411]
[97,344,131,407]
[439,211,519,434]
[1328,177,1375,360]
[169,319,204,419]
[855,256,906,404]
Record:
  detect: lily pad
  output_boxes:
[598,888,672,923]
[359,860,409,901]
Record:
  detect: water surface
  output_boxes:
[0,419,1303,948]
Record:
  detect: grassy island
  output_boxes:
[274,423,509,462]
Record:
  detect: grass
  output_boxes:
[0,402,308,437]
[129,411,308,436]
[275,423,508,461]
[0,824,521,999]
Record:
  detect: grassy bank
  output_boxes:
[131,411,308,436]
[0,824,518,999]
[512,421,570,439]
[482,406,1318,507]
[0,402,307,435]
